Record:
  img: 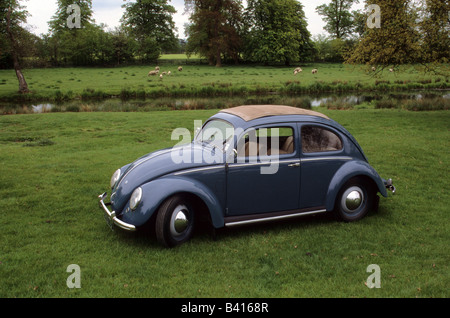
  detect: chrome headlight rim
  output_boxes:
[129,187,143,211]
[110,169,121,189]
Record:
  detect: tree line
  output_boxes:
[1,0,449,70]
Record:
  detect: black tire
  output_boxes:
[155,195,195,248]
[334,177,374,222]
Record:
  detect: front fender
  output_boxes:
[325,160,388,211]
[121,176,225,228]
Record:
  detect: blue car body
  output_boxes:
[99,105,394,247]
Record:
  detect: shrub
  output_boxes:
[375,98,397,109]
[403,97,450,111]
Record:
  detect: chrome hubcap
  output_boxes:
[170,205,190,237]
[346,190,362,210]
[341,186,364,214]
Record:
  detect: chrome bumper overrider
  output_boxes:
[98,192,136,232]
[384,179,396,194]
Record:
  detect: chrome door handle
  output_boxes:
[288,163,301,167]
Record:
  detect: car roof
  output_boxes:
[213,105,368,162]
[220,105,329,122]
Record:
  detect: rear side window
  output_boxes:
[301,126,343,153]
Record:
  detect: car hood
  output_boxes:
[111,142,225,212]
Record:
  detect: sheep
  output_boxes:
[372,66,376,72]
[148,70,159,76]
[159,74,164,79]
[161,72,167,76]
[389,68,394,72]
[178,66,183,72]
[294,67,302,75]
[167,71,171,76]
[311,69,318,74]
[155,66,160,71]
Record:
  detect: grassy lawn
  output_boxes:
[0,108,448,298]
[0,63,448,102]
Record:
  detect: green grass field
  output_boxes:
[0,63,448,102]
[0,108,448,298]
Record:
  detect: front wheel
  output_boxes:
[334,178,374,222]
[156,195,195,248]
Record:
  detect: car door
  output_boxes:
[226,125,301,216]
[299,123,350,209]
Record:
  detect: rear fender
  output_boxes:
[325,160,387,211]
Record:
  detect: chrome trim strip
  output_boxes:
[225,209,327,228]
[98,193,136,232]
[301,156,352,162]
[229,159,300,168]
[174,165,225,176]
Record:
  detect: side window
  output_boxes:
[237,127,295,157]
[301,126,343,153]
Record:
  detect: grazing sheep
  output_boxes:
[372,66,376,71]
[178,66,183,72]
[389,68,394,72]
[148,70,159,76]
[312,69,318,74]
[161,72,167,76]
[160,74,164,79]
[167,71,171,76]
[294,67,302,75]
[155,66,160,71]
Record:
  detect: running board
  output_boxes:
[224,208,327,228]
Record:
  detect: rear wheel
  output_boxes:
[334,178,374,222]
[156,195,195,248]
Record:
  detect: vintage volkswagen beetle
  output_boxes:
[99,105,395,247]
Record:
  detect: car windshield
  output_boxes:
[195,119,235,151]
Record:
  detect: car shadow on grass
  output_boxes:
[213,212,335,241]
[103,206,386,249]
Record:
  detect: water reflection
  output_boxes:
[1,91,449,114]
[311,92,449,108]
[32,104,53,113]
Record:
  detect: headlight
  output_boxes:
[110,169,121,189]
[129,187,143,211]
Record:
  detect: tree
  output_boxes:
[48,0,94,66]
[312,34,355,62]
[316,0,359,39]
[48,0,93,33]
[312,34,331,62]
[185,0,244,67]
[244,0,313,66]
[418,0,450,65]
[1,0,29,93]
[345,0,421,71]
[351,9,367,38]
[121,0,177,63]
[110,27,137,66]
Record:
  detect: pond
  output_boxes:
[1,90,449,115]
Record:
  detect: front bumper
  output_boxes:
[98,192,136,232]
